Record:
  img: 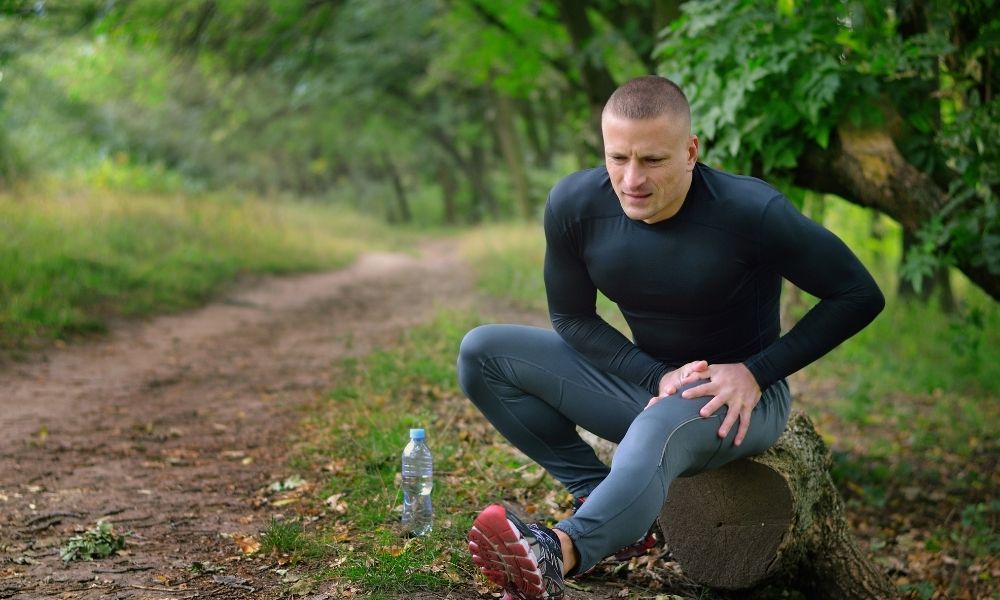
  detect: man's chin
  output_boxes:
[620,205,653,221]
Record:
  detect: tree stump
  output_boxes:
[579,411,897,599]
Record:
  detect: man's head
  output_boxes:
[601,76,699,224]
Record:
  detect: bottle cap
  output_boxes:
[409,428,426,440]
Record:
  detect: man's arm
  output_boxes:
[681,194,884,445]
[742,195,885,388]
[543,202,670,394]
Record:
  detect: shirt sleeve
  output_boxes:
[742,195,885,388]
[543,202,670,394]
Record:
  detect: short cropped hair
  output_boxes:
[603,76,691,124]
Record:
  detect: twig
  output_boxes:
[93,566,153,574]
[129,584,184,592]
[110,514,154,524]
[23,511,84,527]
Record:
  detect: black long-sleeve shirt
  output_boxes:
[543,162,885,394]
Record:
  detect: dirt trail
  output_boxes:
[0,241,494,599]
[0,239,645,600]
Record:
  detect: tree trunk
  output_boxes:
[428,127,496,222]
[795,126,1000,301]
[436,162,458,225]
[517,97,553,168]
[579,412,897,598]
[493,91,533,219]
[381,153,411,224]
[553,0,618,150]
[469,141,499,220]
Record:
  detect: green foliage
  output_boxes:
[656,0,1000,294]
[0,189,396,350]
[59,520,126,561]
[907,96,1000,292]
[656,0,887,174]
[956,502,1000,559]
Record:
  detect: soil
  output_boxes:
[0,240,635,600]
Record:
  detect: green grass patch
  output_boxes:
[0,188,404,350]
[459,224,627,330]
[283,311,570,596]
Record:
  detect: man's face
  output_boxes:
[602,111,699,224]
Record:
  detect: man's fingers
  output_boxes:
[682,382,713,399]
[687,360,709,372]
[645,395,665,410]
[717,407,740,439]
[698,395,725,418]
[734,409,752,446]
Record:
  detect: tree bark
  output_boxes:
[427,126,497,222]
[436,162,458,225]
[795,126,1000,301]
[517,97,553,168]
[380,152,411,224]
[493,91,533,219]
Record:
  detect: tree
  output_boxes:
[656,0,999,301]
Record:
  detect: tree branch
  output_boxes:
[795,126,999,300]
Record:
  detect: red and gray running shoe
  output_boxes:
[468,504,566,600]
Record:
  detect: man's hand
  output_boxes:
[645,360,709,409]
[682,363,762,446]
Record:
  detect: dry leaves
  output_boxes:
[324,493,348,514]
[232,534,260,555]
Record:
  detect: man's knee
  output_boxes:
[458,324,515,400]
[459,324,496,362]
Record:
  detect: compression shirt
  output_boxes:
[543,162,885,394]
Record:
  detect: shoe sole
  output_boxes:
[468,504,548,599]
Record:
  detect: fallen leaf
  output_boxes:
[269,475,306,493]
[233,534,261,555]
[324,493,348,514]
[288,578,315,596]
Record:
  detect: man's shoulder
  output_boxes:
[696,163,782,206]
[547,166,618,220]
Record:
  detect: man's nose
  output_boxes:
[623,162,645,188]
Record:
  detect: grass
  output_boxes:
[0,187,403,351]
[282,311,560,596]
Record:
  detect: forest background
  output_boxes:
[0,1,997,599]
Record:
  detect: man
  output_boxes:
[457,76,884,599]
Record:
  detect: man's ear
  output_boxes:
[687,135,699,171]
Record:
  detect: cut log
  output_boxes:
[579,411,898,599]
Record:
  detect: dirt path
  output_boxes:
[0,241,484,599]
[0,239,663,600]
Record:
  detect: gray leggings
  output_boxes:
[457,324,791,573]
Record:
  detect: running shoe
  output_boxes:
[468,504,566,600]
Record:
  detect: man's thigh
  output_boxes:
[459,324,650,442]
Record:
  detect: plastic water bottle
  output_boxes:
[401,428,433,536]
